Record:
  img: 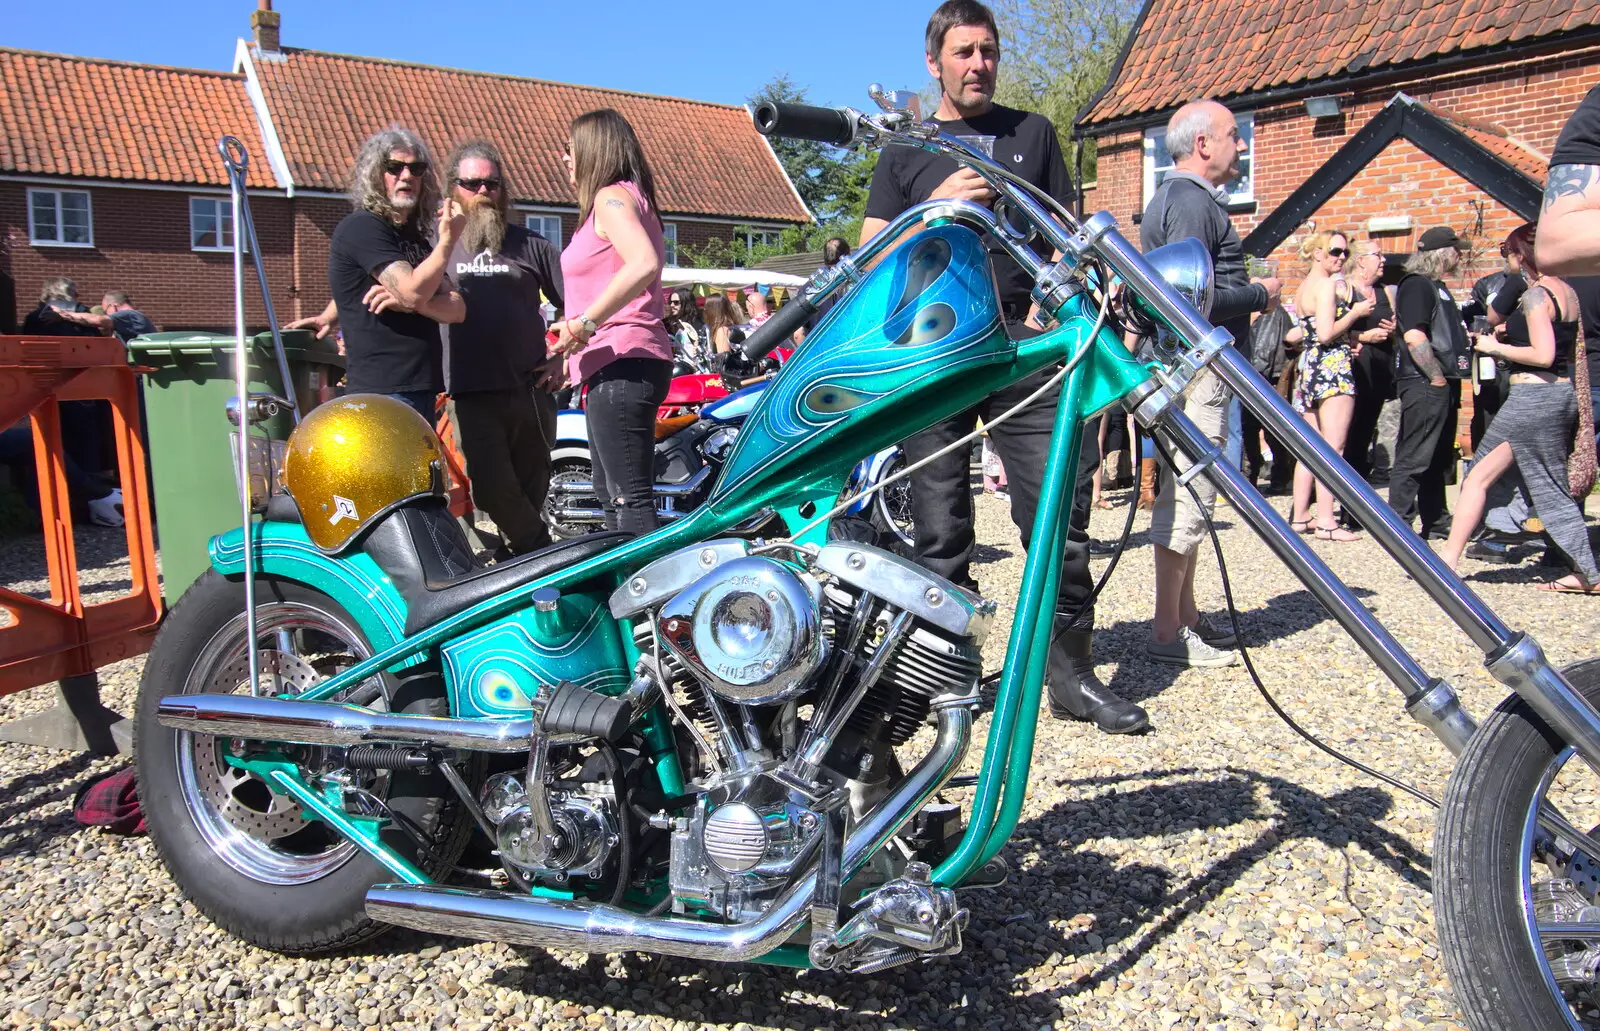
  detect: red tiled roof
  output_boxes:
[1079,0,1600,127]
[248,47,809,223]
[1423,103,1550,183]
[0,48,278,188]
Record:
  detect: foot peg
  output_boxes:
[809,861,968,972]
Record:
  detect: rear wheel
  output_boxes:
[871,450,916,557]
[135,570,475,954]
[1436,658,1600,1029]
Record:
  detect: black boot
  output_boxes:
[1045,630,1149,734]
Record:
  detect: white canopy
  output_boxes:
[660,267,808,289]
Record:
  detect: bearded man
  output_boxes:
[289,126,465,423]
[440,139,566,557]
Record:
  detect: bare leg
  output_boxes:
[1179,549,1201,629]
[1313,393,1357,534]
[1152,543,1188,644]
[1440,442,1515,570]
[1292,406,1322,524]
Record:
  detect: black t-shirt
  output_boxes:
[1489,273,1529,322]
[864,105,1073,314]
[1552,84,1600,167]
[1569,275,1600,389]
[1394,275,1448,381]
[1351,284,1395,379]
[21,302,99,337]
[109,308,157,343]
[328,209,443,394]
[442,225,565,394]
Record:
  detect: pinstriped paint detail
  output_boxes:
[440,592,629,719]
[208,523,423,670]
[711,225,1007,499]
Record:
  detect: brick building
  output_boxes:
[0,4,808,333]
[1074,0,1600,297]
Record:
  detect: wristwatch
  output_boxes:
[571,315,598,338]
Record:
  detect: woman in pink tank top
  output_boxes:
[551,109,675,534]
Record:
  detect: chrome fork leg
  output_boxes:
[1148,405,1477,754]
[1185,349,1600,770]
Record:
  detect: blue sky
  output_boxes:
[4,0,937,110]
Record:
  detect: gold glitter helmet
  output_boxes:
[281,394,446,552]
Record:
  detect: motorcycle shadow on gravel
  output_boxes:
[484,765,1429,1029]
[1096,584,1377,706]
[0,751,104,855]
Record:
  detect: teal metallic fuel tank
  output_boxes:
[707,223,1011,513]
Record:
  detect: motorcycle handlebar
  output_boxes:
[751,102,859,146]
[740,294,817,361]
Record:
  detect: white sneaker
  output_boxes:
[88,488,124,528]
[1192,615,1238,648]
[1147,625,1239,668]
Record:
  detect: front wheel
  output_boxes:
[135,570,474,954]
[1436,658,1600,1029]
[871,450,916,558]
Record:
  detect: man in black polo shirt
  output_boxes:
[1389,227,1468,539]
[289,127,465,423]
[441,139,566,558]
[859,0,1146,734]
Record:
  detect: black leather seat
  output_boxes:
[264,493,304,524]
[359,499,631,635]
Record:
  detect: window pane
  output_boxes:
[663,223,678,266]
[60,192,90,243]
[192,207,217,248]
[30,192,59,241]
[218,200,234,248]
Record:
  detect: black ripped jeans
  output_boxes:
[584,357,673,535]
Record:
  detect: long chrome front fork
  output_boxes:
[1136,344,1598,765]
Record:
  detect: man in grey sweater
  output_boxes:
[1140,99,1279,667]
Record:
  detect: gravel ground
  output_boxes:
[2,487,1597,1031]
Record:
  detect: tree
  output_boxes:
[735,75,880,260]
[990,0,1140,184]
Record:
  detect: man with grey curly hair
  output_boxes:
[289,126,466,421]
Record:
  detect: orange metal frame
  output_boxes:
[432,397,473,520]
[0,335,163,695]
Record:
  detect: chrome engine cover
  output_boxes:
[669,770,822,920]
[656,556,826,706]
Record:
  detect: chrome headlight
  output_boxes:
[656,557,824,705]
[1125,238,1215,339]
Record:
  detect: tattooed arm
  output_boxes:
[1536,163,1600,275]
[1403,327,1447,385]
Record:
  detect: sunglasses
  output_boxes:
[384,160,429,177]
[454,177,502,192]
[1327,247,1349,258]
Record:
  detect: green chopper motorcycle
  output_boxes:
[136,89,1600,1028]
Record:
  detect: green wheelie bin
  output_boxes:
[126,330,344,599]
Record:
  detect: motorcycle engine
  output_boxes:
[613,539,993,921]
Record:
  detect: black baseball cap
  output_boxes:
[1417,227,1469,252]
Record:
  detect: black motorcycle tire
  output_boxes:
[135,570,477,955]
[1435,657,1600,1031]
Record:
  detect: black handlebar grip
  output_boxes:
[752,102,857,146]
[740,294,817,361]
[540,680,632,742]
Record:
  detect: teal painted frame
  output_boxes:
[207,221,1157,939]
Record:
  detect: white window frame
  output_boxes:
[524,213,563,249]
[743,228,783,249]
[663,223,679,267]
[27,187,93,247]
[188,195,241,252]
[1143,111,1255,206]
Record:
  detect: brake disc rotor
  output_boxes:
[192,650,323,842]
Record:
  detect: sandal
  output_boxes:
[1314,523,1360,542]
[1536,576,1600,595]
[1289,519,1313,535]
[1093,498,1114,510]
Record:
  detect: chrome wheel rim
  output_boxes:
[173,602,386,885]
[546,461,598,540]
[1519,746,1600,1029]
[875,456,916,548]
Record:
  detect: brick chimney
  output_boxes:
[251,0,281,52]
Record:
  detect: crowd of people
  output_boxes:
[5,0,1596,745]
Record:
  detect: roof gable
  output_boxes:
[0,48,277,188]
[1240,93,1546,256]
[1078,0,1600,129]
[248,47,809,223]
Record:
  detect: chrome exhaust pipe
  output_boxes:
[155,694,535,752]
[553,466,713,500]
[365,697,975,961]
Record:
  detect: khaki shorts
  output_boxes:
[1149,367,1231,556]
